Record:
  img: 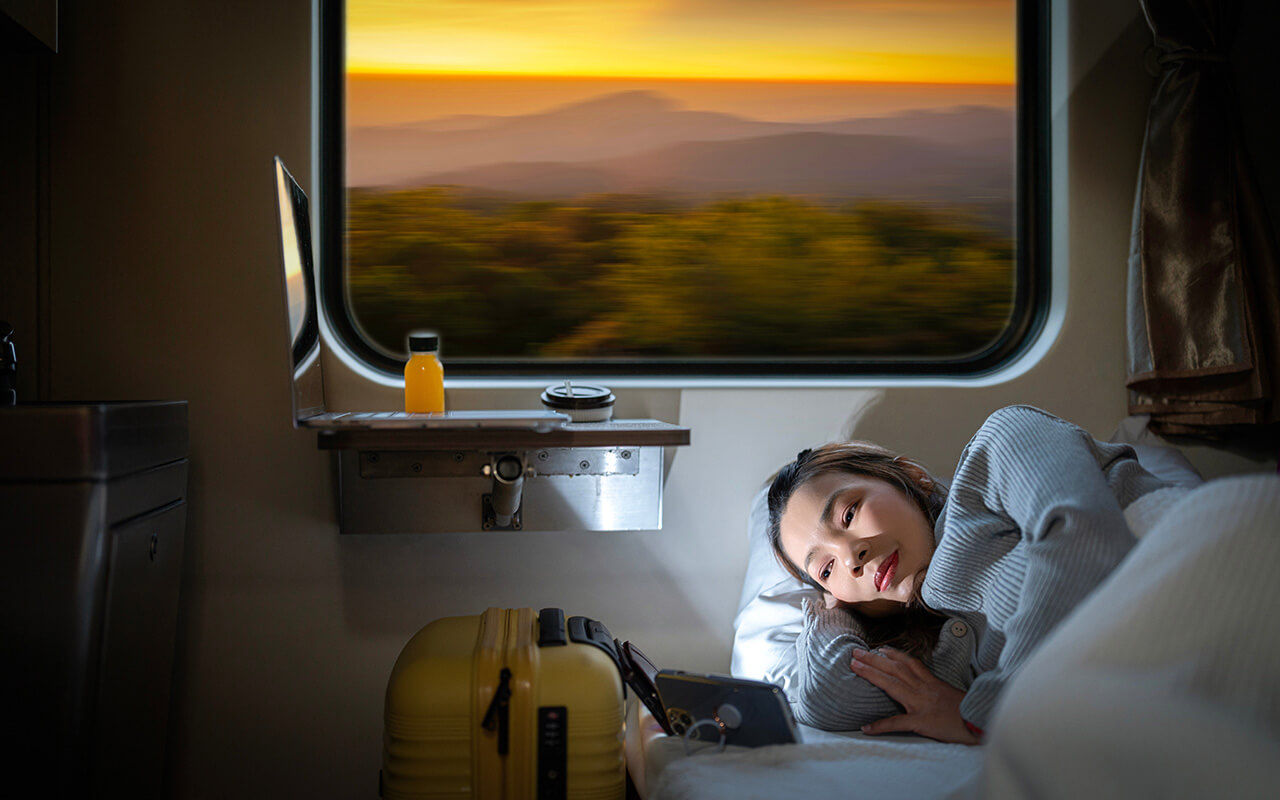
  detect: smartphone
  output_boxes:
[654,670,798,748]
[620,640,674,735]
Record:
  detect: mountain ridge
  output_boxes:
[413,131,1013,207]
[348,90,1013,187]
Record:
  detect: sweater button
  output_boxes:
[950,621,969,638]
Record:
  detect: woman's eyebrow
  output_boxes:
[803,546,820,572]
[802,487,849,572]
[820,487,845,528]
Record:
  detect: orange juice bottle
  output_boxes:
[404,332,445,413]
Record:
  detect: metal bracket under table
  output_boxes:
[319,419,690,533]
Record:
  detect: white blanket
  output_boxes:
[648,474,1280,799]
[982,474,1280,798]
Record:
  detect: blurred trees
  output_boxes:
[346,189,1014,361]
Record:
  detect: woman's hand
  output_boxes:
[849,647,981,745]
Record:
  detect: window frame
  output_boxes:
[317,0,1049,379]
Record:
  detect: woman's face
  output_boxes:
[778,472,935,616]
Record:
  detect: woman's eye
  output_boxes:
[819,561,833,581]
[842,503,858,526]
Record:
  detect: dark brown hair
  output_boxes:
[767,441,947,661]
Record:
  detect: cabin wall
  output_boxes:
[3,0,1275,796]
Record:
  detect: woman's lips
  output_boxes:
[875,551,899,592]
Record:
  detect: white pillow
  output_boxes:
[730,485,815,695]
[1108,414,1203,487]
[729,430,1204,690]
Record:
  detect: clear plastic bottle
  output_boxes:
[404,332,445,413]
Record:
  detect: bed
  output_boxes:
[627,426,1280,799]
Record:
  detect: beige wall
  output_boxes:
[34,0,1275,796]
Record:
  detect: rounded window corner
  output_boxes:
[317,0,1048,385]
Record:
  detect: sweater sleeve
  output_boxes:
[790,599,904,729]
[791,599,976,730]
[937,406,1140,728]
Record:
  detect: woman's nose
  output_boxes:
[845,547,870,576]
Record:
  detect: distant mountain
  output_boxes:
[419,132,1013,205]
[418,161,621,197]
[820,105,1013,143]
[347,90,1012,187]
[382,91,685,134]
[391,114,506,133]
[349,90,763,186]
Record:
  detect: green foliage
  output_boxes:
[346,189,1015,360]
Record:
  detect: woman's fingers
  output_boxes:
[875,646,936,682]
[851,648,921,686]
[853,654,979,745]
[861,714,915,736]
[849,648,916,700]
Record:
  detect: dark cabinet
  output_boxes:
[0,401,188,798]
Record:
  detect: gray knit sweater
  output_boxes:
[792,405,1171,731]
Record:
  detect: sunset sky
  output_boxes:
[348,0,1015,83]
[346,1,1015,124]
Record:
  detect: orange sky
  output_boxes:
[346,73,1015,126]
[347,0,1016,85]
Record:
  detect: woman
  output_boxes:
[767,405,1171,743]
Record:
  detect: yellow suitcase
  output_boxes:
[381,607,633,800]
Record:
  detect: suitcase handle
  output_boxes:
[538,608,568,647]
[567,616,617,661]
[567,616,675,735]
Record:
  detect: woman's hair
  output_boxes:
[766,441,949,661]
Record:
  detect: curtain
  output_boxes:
[1126,0,1280,436]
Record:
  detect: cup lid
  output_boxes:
[541,381,615,410]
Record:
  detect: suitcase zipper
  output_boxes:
[481,667,513,755]
[473,608,508,797]
[477,608,538,799]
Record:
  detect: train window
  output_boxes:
[318,0,1047,378]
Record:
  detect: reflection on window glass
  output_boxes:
[343,1,1018,362]
[277,166,308,345]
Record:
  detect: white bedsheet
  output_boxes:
[649,731,981,800]
[630,695,982,800]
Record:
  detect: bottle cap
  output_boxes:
[407,332,439,353]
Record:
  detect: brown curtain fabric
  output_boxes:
[1127,0,1280,436]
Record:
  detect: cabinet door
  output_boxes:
[91,501,187,799]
